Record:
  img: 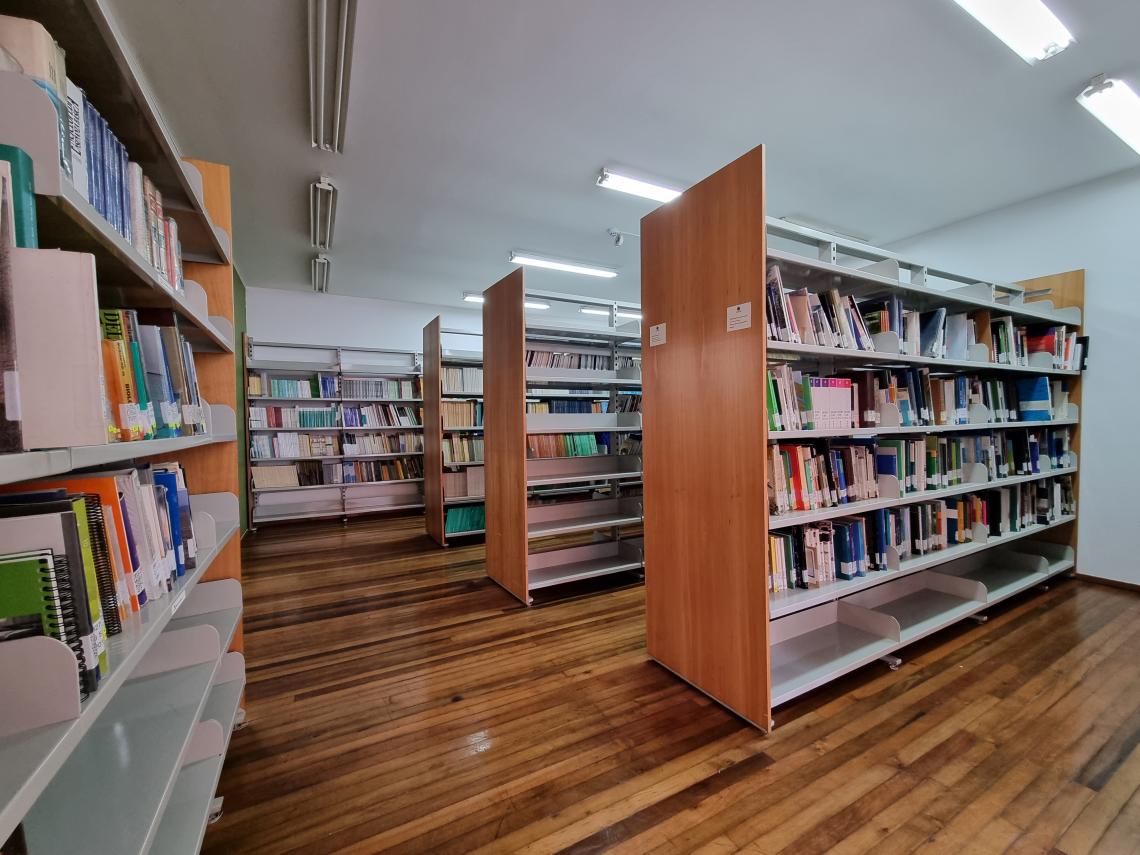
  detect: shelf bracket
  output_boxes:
[233,707,248,731]
[818,240,837,265]
[208,796,225,824]
[969,614,988,625]
[880,654,902,671]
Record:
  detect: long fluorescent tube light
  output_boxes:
[580,307,642,320]
[597,168,682,203]
[309,0,357,152]
[463,292,549,309]
[949,0,1073,64]
[1077,76,1140,157]
[310,176,337,249]
[509,251,617,279]
[312,254,331,293]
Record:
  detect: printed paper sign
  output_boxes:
[649,323,667,347]
[727,302,752,331]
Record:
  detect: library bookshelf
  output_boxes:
[246,340,426,526]
[483,272,645,603]
[641,145,1084,729]
[423,319,486,546]
[0,3,243,850]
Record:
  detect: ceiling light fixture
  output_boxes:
[312,254,331,293]
[949,0,1073,64]
[310,176,337,249]
[1077,75,1140,157]
[509,250,617,279]
[596,168,682,203]
[463,291,549,310]
[580,307,642,320]
[308,0,357,152]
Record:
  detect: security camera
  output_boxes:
[608,229,624,247]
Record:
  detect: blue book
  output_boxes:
[1016,377,1052,421]
[120,141,132,245]
[153,470,185,577]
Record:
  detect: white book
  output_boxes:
[65,78,88,201]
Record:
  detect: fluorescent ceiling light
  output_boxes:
[463,291,549,310]
[949,0,1073,64]
[509,251,617,279]
[310,176,337,249]
[312,254,331,293]
[1077,76,1140,157]
[309,0,357,152]
[579,307,642,320]
[597,168,682,203]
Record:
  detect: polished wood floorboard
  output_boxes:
[204,516,1140,855]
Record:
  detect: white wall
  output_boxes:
[246,287,483,353]
[891,166,1140,586]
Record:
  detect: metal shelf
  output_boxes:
[0,503,240,845]
[768,514,1076,619]
[768,465,1078,530]
[767,338,1080,377]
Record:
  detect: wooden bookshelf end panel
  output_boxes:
[423,317,447,545]
[483,270,529,602]
[641,145,771,727]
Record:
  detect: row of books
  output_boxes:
[0,461,197,698]
[770,428,1073,516]
[251,457,424,488]
[443,435,484,465]
[445,504,485,534]
[442,366,483,394]
[768,476,1075,592]
[618,436,643,456]
[248,373,338,399]
[343,403,421,428]
[342,431,422,455]
[878,428,1072,490]
[769,441,878,515]
[0,17,186,291]
[442,400,483,428]
[526,400,606,414]
[526,433,606,458]
[767,365,1070,432]
[342,458,423,483]
[615,394,642,413]
[341,376,420,399]
[443,466,485,500]
[250,432,340,460]
[99,309,206,441]
[249,405,338,429]
[251,462,327,489]
[525,349,611,370]
[766,263,1084,370]
[766,266,873,350]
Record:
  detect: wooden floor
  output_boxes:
[204,516,1140,855]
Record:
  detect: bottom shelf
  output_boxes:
[770,540,1075,708]
[527,539,644,591]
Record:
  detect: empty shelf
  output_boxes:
[771,620,896,707]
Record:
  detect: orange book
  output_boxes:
[1,474,141,612]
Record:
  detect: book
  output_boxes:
[64,79,88,203]
[10,247,109,448]
[0,497,106,692]
[0,165,18,453]
[0,145,37,248]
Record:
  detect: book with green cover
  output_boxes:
[0,144,38,248]
[0,551,68,641]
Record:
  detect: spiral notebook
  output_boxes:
[0,550,88,697]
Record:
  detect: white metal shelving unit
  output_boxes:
[246,341,427,526]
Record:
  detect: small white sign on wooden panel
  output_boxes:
[649,323,667,347]
[727,302,752,331]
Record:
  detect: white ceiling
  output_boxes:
[107,0,1140,308]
